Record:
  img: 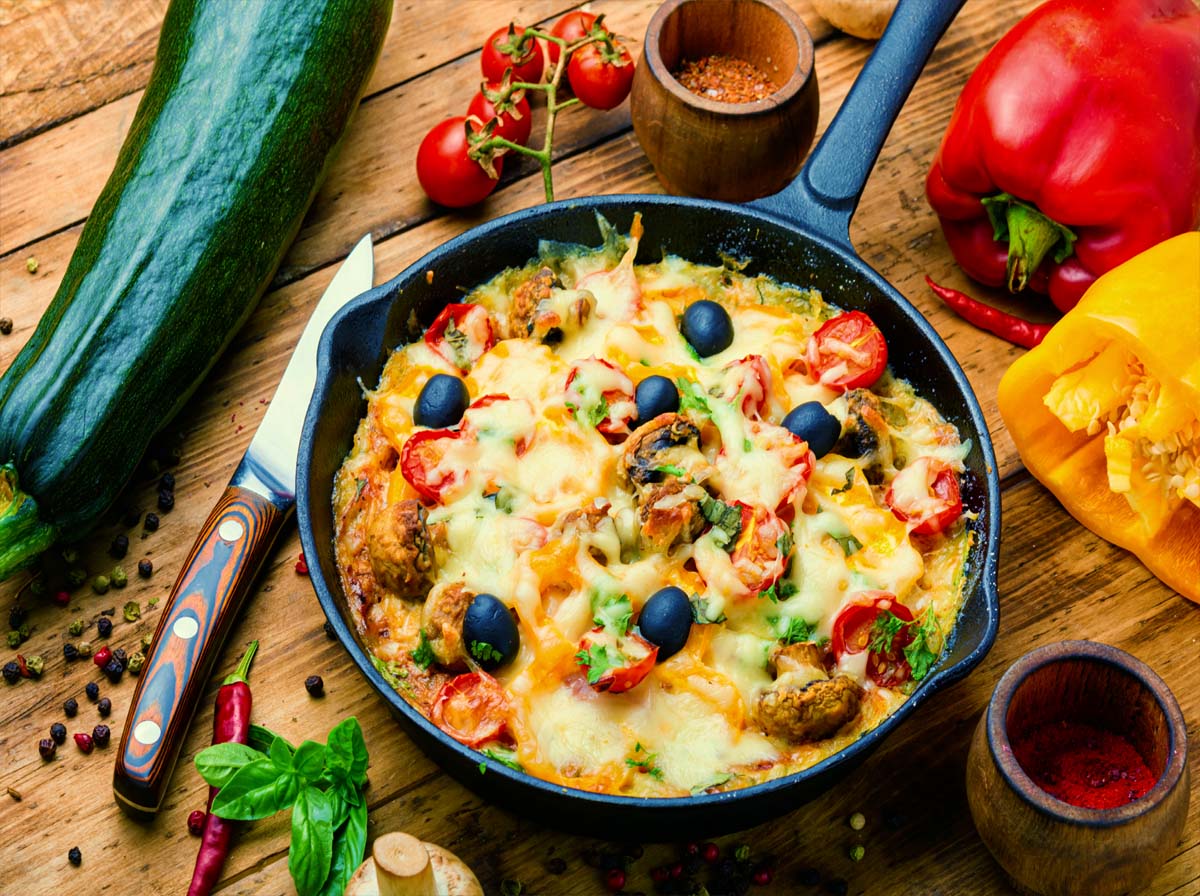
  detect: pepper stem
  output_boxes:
[981,193,1077,293]
[222,640,258,686]
[0,464,58,581]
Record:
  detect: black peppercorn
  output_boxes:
[157,490,174,512]
[92,724,111,747]
[2,661,19,684]
[109,534,129,559]
[50,722,67,744]
[39,738,57,760]
[98,696,112,717]
[0,317,13,336]
[63,697,79,717]
[144,512,160,532]
[103,658,123,683]
[68,847,81,867]
[85,681,100,701]
[63,642,79,662]
[138,559,153,578]
[96,617,113,639]
[305,675,325,697]
[323,620,336,640]
[113,647,128,668]
[159,472,176,491]
[8,604,26,630]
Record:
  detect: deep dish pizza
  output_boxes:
[332,217,973,797]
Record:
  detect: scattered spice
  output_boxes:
[76,640,93,658]
[295,552,309,575]
[109,534,129,559]
[603,868,625,892]
[25,257,38,274]
[305,674,325,697]
[68,847,82,867]
[65,568,87,588]
[63,643,80,662]
[160,472,176,491]
[1012,719,1157,809]
[138,559,153,578]
[323,621,336,640]
[68,618,85,637]
[113,647,128,668]
[50,722,67,744]
[92,724,111,747]
[673,54,777,103]
[8,605,26,629]
[63,697,79,717]
[188,810,206,836]
[848,811,866,830]
[92,646,112,668]
[143,512,160,532]
[103,657,124,683]
[110,566,128,588]
[23,654,43,677]
[127,651,145,675]
[97,616,113,639]
[98,697,112,718]
[141,634,154,652]
[0,317,12,335]
[848,844,865,862]
[3,661,20,684]
[92,575,110,595]
[124,601,141,622]
[157,490,175,512]
[85,681,100,701]
[6,786,21,802]
[73,732,94,754]
[5,630,20,648]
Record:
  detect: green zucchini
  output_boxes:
[0,0,391,579]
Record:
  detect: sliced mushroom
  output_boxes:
[420,582,474,669]
[346,831,483,896]
[834,388,894,480]
[618,413,702,489]
[508,266,594,343]
[367,499,436,599]
[755,642,864,743]
[638,479,708,553]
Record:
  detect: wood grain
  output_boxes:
[0,1,1195,895]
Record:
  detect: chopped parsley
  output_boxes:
[690,772,734,795]
[832,533,864,556]
[470,640,503,664]
[625,743,665,780]
[903,609,941,682]
[832,468,855,495]
[592,592,633,635]
[690,594,727,624]
[776,530,794,558]
[676,378,711,416]
[484,487,515,513]
[700,495,743,546]
[777,616,815,644]
[868,611,909,655]
[575,643,619,685]
[410,631,436,670]
[743,437,753,453]
[370,655,408,689]
[482,746,524,772]
[759,579,798,603]
[586,396,609,428]
[443,318,470,369]
[653,463,687,478]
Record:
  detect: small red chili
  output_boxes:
[925,275,1052,348]
[73,732,93,754]
[92,646,112,668]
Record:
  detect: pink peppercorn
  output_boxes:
[604,868,625,892]
[92,646,113,668]
[73,732,94,754]
[187,810,206,836]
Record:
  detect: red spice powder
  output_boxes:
[1011,720,1156,810]
[673,54,777,103]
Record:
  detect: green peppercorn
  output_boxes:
[110,566,128,589]
[76,641,93,658]
[66,568,87,588]
[92,575,110,595]
[126,651,145,676]
[123,601,141,622]
[60,547,78,565]
[17,623,30,642]
[6,631,19,649]
[140,634,153,652]
[849,845,865,862]
[25,257,38,274]
[68,619,85,637]
[24,655,44,678]
[29,578,47,597]
[848,812,866,831]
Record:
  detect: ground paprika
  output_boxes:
[1011,720,1156,810]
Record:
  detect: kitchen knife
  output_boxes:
[113,235,374,818]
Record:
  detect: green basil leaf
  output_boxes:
[194,742,263,789]
[248,724,286,754]
[269,733,295,768]
[211,759,294,821]
[326,717,368,786]
[289,786,334,896]
[318,799,368,896]
[293,740,327,782]
[327,782,352,832]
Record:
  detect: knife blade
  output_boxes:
[113,235,374,818]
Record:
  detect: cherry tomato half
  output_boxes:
[565,357,637,438]
[745,421,816,512]
[400,428,462,503]
[576,628,658,694]
[885,457,963,536]
[722,354,772,419]
[546,11,598,67]
[416,117,502,208]
[481,25,544,85]
[831,592,914,687]
[730,501,791,594]
[461,393,535,456]
[567,41,635,110]
[467,85,532,147]
[805,311,888,392]
[430,672,510,747]
[424,303,495,371]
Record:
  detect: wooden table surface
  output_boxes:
[1,2,1197,894]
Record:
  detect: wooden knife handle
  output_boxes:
[113,479,291,818]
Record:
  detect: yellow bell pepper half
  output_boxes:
[998,232,1200,602]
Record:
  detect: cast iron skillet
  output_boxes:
[298,0,998,838]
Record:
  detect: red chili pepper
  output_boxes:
[926,0,1200,313]
[186,640,257,896]
[925,276,1052,349]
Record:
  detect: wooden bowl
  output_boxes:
[966,641,1190,896]
[630,0,819,201]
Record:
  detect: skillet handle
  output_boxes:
[750,0,966,247]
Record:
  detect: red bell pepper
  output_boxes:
[927,0,1200,314]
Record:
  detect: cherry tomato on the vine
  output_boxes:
[481,25,544,85]
[567,41,635,110]
[547,11,598,67]
[416,117,502,208]
[467,85,533,147]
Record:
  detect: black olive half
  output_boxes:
[414,374,470,428]
[462,593,519,670]
[638,586,693,660]
[782,401,841,459]
[635,375,680,424]
[681,300,734,357]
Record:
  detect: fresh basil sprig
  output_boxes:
[195,717,370,896]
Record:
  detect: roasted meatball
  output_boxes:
[420,582,474,669]
[754,641,864,742]
[638,479,707,553]
[619,413,702,489]
[367,499,436,599]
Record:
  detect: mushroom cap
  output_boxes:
[346,833,483,896]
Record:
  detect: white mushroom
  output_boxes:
[346,832,482,896]
[811,0,898,40]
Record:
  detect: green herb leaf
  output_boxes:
[575,643,619,685]
[326,717,368,788]
[778,579,798,599]
[587,396,609,428]
[778,617,815,644]
[676,378,711,416]
[211,758,298,821]
[290,786,334,896]
[690,594,727,624]
[743,437,753,453]
[653,463,687,478]
[625,744,665,780]
[868,611,909,655]
[700,495,743,547]
[904,609,941,682]
[832,468,855,495]
[194,742,263,789]
[690,772,734,795]
[292,740,327,783]
[444,318,471,370]
[759,581,779,603]
[248,724,290,754]
[411,631,435,670]
[776,530,794,558]
[832,533,863,556]
[592,592,633,635]
[318,799,368,896]
[370,655,408,690]
[269,732,295,769]
[482,746,524,772]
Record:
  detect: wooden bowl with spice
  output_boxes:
[966,641,1190,896]
[630,0,819,201]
